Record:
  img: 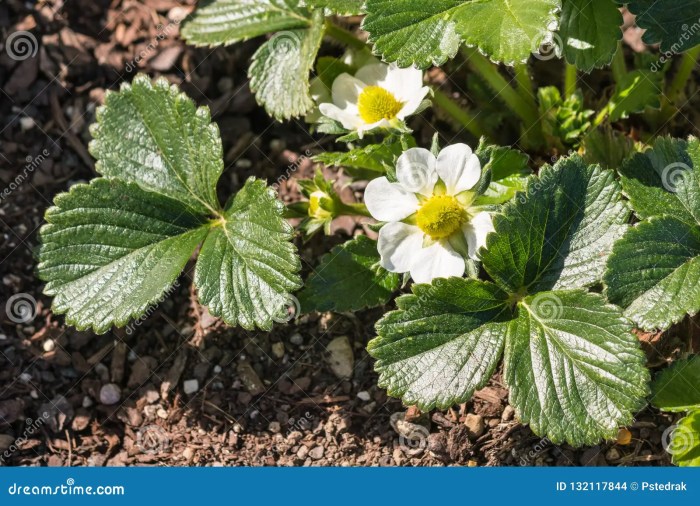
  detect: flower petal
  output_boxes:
[331,73,365,110]
[409,241,465,284]
[364,177,419,222]
[319,103,362,130]
[354,63,390,87]
[377,222,424,273]
[436,144,482,195]
[381,65,425,101]
[463,211,495,259]
[397,86,431,120]
[396,147,437,196]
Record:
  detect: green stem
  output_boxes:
[611,43,627,83]
[324,20,366,51]
[462,47,543,148]
[514,64,537,112]
[432,88,484,139]
[564,63,577,97]
[338,202,372,218]
[659,46,700,124]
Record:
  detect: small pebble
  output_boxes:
[357,391,371,402]
[43,339,55,352]
[268,421,281,433]
[19,373,32,383]
[213,365,222,374]
[0,333,7,341]
[271,342,285,359]
[308,446,324,460]
[157,408,168,419]
[183,379,199,395]
[290,333,304,346]
[82,396,93,408]
[99,383,121,405]
[464,413,485,439]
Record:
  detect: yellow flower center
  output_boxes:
[357,86,404,124]
[416,195,467,240]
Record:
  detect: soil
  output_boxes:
[0,0,694,467]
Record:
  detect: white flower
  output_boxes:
[364,144,495,284]
[318,62,430,138]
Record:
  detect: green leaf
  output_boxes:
[608,69,663,122]
[617,0,700,54]
[313,135,416,179]
[369,278,512,410]
[604,217,700,331]
[558,0,622,72]
[652,355,700,412]
[181,0,311,47]
[248,10,326,120]
[481,155,629,293]
[89,75,223,216]
[618,137,699,226]
[362,0,559,68]
[315,56,354,90]
[305,0,364,15]
[474,140,532,206]
[195,178,302,330]
[298,236,400,312]
[667,411,700,467]
[505,290,649,446]
[582,127,634,170]
[38,179,209,334]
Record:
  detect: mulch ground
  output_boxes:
[0,0,693,467]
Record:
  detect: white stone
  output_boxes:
[357,391,371,402]
[183,379,199,395]
[42,339,55,352]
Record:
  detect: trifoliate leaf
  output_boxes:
[313,135,416,179]
[652,355,700,412]
[304,0,364,15]
[481,155,629,293]
[181,0,311,47]
[505,290,649,446]
[362,0,559,68]
[618,137,699,226]
[608,69,663,122]
[38,179,209,334]
[667,411,700,467]
[298,236,400,312]
[195,178,302,330]
[617,0,700,54]
[474,140,532,206]
[369,278,512,410]
[604,217,700,331]
[249,10,325,120]
[558,0,622,72]
[89,75,223,216]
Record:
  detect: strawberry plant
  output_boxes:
[36,0,700,455]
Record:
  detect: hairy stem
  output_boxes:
[324,20,367,51]
[659,46,700,124]
[514,64,537,112]
[611,43,627,83]
[432,89,485,138]
[462,47,543,148]
[564,63,577,97]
